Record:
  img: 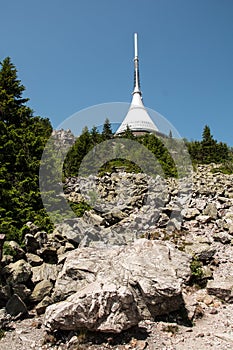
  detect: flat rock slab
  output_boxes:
[207,277,233,302]
[45,239,191,333]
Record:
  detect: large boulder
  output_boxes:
[45,239,191,333]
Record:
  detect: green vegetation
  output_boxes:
[190,259,203,279]
[0,57,53,243]
[187,125,230,165]
[0,57,233,244]
[211,160,233,175]
[190,258,205,287]
[0,329,5,339]
[69,201,92,217]
[63,124,179,178]
[2,242,17,258]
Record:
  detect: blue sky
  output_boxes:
[1,0,233,145]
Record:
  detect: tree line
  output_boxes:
[0,57,232,242]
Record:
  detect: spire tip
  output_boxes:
[134,33,138,58]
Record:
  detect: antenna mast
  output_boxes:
[133,32,141,95]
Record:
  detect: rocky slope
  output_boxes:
[0,164,233,349]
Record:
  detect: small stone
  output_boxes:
[135,340,148,349]
[196,293,205,303]
[213,301,222,308]
[159,322,179,334]
[182,208,200,220]
[203,295,213,306]
[209,307,218,314]
[193,304,205,319]
[185,328,193,332]
[197,333,205,338]
[31,319,43,328]
[197,215,211,224]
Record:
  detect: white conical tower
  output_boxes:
[115,33,159,135]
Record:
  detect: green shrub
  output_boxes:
[190,259,205,287]
[3,242,17,257]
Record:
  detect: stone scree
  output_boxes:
[0,164,233,333]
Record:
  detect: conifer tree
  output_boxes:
[121,124,135,139]
[0,57,31,126]
[63,127,93,177]
[102,118,113,140]
[0,57,52,241]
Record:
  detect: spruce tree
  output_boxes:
[0,57,52,242]
[102,118,113,140]
[63,127,93,177]
[0,57,31,126]
[121,124,135,139]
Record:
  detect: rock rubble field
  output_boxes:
[1,164,233,349]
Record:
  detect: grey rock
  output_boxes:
[34,231,48,247]
[26,253,43,266]
[25,221,40,234]
[3,259,32,286]
[5,241,25,260]
[203,203,218,219]
[0,308,11,329]
[196,215,212,224]
[185,241,216,261]
[45,283,141,333]
[24,234,39,253]
[1,254,14,266]
[46,239,191,333]
[83,210,106,226]
[53,220,85,245]
[6,294,28,317]
[167,217,182,231]
[12,284,31,301]
[202,266,213,280]
[0,284,11,307]
[213,232,232,244]
[36,295,53,315]
[207,277,233,302]
[182,208,200,220]
[30,280,53,303]
[31,263,60,283]
[38,246,57,264]
[57,242,75,256]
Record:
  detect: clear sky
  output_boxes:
[1,0,233,145]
